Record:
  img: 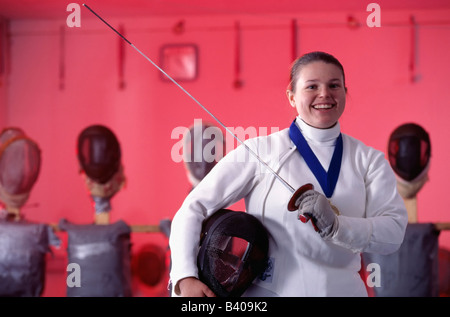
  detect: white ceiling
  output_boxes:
[0,0,450,20]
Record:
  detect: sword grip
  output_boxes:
[287,183,314,211]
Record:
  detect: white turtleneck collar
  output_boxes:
[295,116,341,146]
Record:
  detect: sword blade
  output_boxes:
[82,4,296,194]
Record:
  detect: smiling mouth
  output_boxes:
[312,104,335,109]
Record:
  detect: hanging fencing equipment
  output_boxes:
[0,221,53,296]
[82,4,310,212]
[77,124,121,185]
[77,124,125,215]
[388,123,431,182]
[0,127,41,217]
[388,123,431,199]
[183,120,225,188]
[0,128,60,296]
[0,127,25,145]
[58,219,133,297]
[362,223,439,296]
[197,209,269,297]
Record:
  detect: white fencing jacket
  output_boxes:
[169,117,408,297]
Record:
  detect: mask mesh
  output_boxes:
[198,209,269,297]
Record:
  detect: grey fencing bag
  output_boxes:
[0,221,53,296]
[362,223,439,297]
[58,218,132,297]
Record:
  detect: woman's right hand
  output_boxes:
[178,277,216,297]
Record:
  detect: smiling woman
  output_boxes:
[169,51,408,297]
[286,52,346,129]
[3,0,450,299]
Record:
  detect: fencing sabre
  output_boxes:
[82,4,313,212]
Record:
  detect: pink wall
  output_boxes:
[3,6,450,296]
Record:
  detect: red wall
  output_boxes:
[2,5,450,296]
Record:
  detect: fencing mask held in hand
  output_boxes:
[197,209,269,297]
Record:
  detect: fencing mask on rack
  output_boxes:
[197,209,269,297]
[77,125,125,213]
[0,127,41,214]
[77,124,122,184]
[182,120,225,188]
[388,123,431,199]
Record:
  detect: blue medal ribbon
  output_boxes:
[289,120,343,198]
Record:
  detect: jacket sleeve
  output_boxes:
[168,140,260,295]
[328,151,408,255]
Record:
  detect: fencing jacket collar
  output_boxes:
[294,116,341,145]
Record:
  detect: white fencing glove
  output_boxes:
[295,189,339,239]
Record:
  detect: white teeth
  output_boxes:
[313,104,333,109]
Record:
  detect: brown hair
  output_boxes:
[288,51,346,92]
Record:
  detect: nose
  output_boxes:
[318,85,331,98]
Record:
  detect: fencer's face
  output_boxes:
[287,61,346,129]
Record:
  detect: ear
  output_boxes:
[286,90,296,108]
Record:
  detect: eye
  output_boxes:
[329,83,341,89]
[306,84,317,90]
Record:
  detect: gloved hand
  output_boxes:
[295,189,339,239]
